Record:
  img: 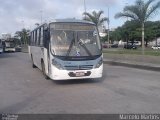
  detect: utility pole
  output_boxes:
[84,0,87,19]
[21,20,25,45]
[40,10,43,24]
[107,7,110,47]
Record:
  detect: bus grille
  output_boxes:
[64,65,93,70]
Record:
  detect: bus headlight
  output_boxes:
[52,59,64,70]
[94,58,103,68]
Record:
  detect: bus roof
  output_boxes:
[51,19,95,25]
[31,19,95,32]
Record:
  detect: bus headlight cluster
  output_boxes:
[94,57,103,68]
[52,59,64,70]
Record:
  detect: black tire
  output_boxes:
[41,61,50,80]
[31,55,36,68]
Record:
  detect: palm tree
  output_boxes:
[83,10,109,37]
[115,0,160,55]
[15,29,30,45]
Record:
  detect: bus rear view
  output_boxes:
[3,40,16,52]
[29,19,103,80]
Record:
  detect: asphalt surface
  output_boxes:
[0,52,160,114]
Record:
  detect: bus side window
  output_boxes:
[34,31,36,46]
[31,32,33,45]
[32,32,34,45]
[36,29,40,46]
[35,30,37,46]
[40,27,44,46]
[39,28,41,46]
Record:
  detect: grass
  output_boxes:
[103,48,160,56]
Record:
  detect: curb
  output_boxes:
[104,60,160,72]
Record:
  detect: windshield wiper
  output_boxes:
[65,34,75,58]
[78,39,92,57]
[65,33,92,58]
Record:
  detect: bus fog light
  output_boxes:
[52,59,64,70]
[95,58,103,68]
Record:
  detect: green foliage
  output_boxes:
[13,38,21,46]
[100,35,108,43]
[83,10,108,38]
[15,28,30,45]
[83,10,108,27]
[115,0,160,23]
[109,20,160,45]
[115,0,160,54]
[109,30,121,43]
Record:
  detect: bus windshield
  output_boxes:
[50,23,101,57]
[5,41,15,48]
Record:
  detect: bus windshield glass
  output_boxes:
[50,23,101,57]
[5,41,15,48]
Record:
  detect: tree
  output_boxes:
[111,20,160,47]
[124,21,142,45]
[15,29,30,45]
[115,0,160,54]
[110,29,122,43]
[83,10,108,37]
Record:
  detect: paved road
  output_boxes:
[0,53,160,113]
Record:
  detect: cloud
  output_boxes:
[0,0,119,34]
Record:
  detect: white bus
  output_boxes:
[3,39,16,52]
[29,19,103,80]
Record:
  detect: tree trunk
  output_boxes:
[145,39,148,47]
[141,22,145,55]
[96,27,100,38]
[96,26,102,45]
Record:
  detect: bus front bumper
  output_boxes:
[5,48,15,52]
[50,65,103,80]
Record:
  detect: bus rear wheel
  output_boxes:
[41,61,50,80]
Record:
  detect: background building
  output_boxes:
[98,24,107,37]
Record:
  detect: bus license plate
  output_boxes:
[75,72,85,77]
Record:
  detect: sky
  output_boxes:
[0,0,160,35]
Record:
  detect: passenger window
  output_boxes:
[34,31,37,45]
[37,29,40,46]
[31,32,34,45]
[40,27,44,46]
